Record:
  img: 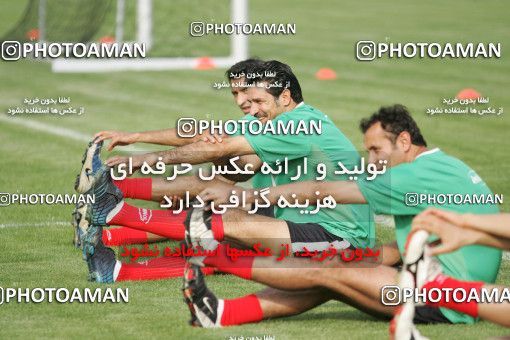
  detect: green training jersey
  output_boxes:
[357,148,502,324]
[230,115,274,189]
[251,171,274,188]
[243,103,375,248]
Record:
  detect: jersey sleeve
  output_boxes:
[229,114,256,137]
[243,115,312,164]
[356,163,426,216]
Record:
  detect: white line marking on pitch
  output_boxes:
[0,221,69,228]
[0,115,148,153]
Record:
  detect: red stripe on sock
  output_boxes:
[116,257,215,281]
[113,178,152,201]
[423,274,484,317]
[102,227,148,246]
[108,202,185,240]
[220,294,263,326]
[203,244,253,279]
[211,214,224,241]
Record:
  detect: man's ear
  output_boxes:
[279,89,292,107]
[397,131,412,152]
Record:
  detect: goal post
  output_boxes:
[135,0,152,50]
[51,0,249,73]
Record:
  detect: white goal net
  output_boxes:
[47,0,248,72]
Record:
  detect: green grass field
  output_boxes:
[1,0,509,338]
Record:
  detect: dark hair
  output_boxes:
[247,60,304,103]
[359,104,427,146]
[225,58,265,80]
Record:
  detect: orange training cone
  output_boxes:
[456,88,481,100]
[26,28,39,41]
[315,68,337,80]
[99,36,115,44]
[195,57,216,70]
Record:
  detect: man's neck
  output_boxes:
[282,100,301,113]
[407,145,429,162]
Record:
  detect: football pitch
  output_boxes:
[0,0,509,338]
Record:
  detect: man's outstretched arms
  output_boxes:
[412,208,510,254]
[95,128,223,151]
[105,136,255,169]
[425,209,510,240]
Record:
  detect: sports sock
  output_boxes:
[107,201,186,240]
[106,202,226,242]
[102,227,148,246]
[219,294,263,326]
[423,274,484,317]
[211,215,225,240]
[113,178,152,201]
[203,243,253,279]
[115,256,215,281]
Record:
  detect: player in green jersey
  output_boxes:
[407,208,510,329]
[79,60,375,298]
[184,104,501,332]
[85,58,272,247]
[103,60,375,254]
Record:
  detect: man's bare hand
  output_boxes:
[419,207,469,229]
[94,130,140,151]
[198,182,249,210]
[411,210,482,256]
[198,132,225,144]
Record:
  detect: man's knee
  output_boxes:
[305,262,350,289]
[222,208,247,223]
[222,209,250,239]
[292,265,334,288]
[256,287,333,318]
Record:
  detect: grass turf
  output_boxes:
[0,0,509,338]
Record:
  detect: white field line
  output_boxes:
[0,115,148,153]
[0,221,69,228]
[0,116,144,227]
